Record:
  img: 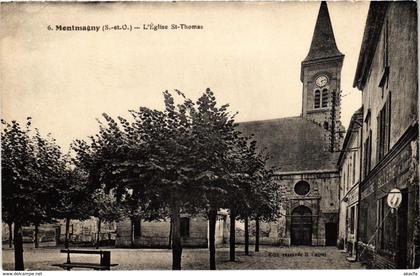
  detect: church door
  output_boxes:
[291,206,312,245]
[325,223,337,246]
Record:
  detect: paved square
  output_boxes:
[2,245,364,270]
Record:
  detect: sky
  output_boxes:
[1,1,370,152]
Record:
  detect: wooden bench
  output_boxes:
[52,249,118,271]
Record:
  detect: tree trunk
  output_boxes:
[229,209,236,261]
[34,223,39,248]
[168,216,172,249]
[14,222,24,270]
[96,217,102,249]
[208,208,217,270]
[171,202,182,270]
[64,217,70,249]
[244,216,249,255]
[130,217,134,248]
[255,216,260,252]
[8,222,13,248]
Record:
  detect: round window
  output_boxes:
[294,181,310,195]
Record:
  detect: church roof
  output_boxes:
[303,1,343,63]
[238,116,339,173]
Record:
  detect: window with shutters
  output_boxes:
[379,21,390,98]
[363,129,372,178]
[383,20,389,68]
[314,90,321,108]
[378,196,396,250]
[377,94,391,161]
[352,151,356,185]
[348,158,351,187]
[343,171,346,193]
[349,206,355,234]
[360,207,368,243]
[321,89,329,108]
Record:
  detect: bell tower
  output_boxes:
[301,1,344,134]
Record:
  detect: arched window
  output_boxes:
[323,121,329,130]
[294,181,310,195]
[321,89,329,108]
[314,90,321,108]
[292,205,312,216]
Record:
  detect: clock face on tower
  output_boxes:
[315,75,329,87]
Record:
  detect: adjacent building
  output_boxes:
[337,108,362,260]
[352,1,419,268]
[115,213,228,248]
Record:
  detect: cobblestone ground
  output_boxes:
[2,245,364,270]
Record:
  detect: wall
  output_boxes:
[358,2,418,269]
[57,218,116,244]
[115,215,227,248]
[277,171,340,246]
[236,171,339,246]
[359,135,418,268]
[2,218,117,247]
[338,124,362,250]
[235,206,287,246]
[361,2,417,173]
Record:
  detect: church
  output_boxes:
[237,1,343,246]
[114,1,344,248]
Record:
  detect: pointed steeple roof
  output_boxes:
[303,1,343,62]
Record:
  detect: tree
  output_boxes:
[250,166,282,253]
[52,166,93,249]
[71,88,270,270]
[121,190,144,248]
[1,119,33,270]
[29,129,67,248]
[187,89,246,269]
[221,137,266,261]
[224,139,281,257]
[91,188,124,248]
[2,118,66,269]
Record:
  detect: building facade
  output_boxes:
[353,2,419,268]
[2,218,117,247]
[337,108,362,260]
[115,213,228,248]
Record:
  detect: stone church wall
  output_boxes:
[234,171,340,246]
[235,207,287,246]
[115,215,227,248]
[276,171,340,246]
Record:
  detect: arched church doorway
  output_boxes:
[291,206,312,245]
